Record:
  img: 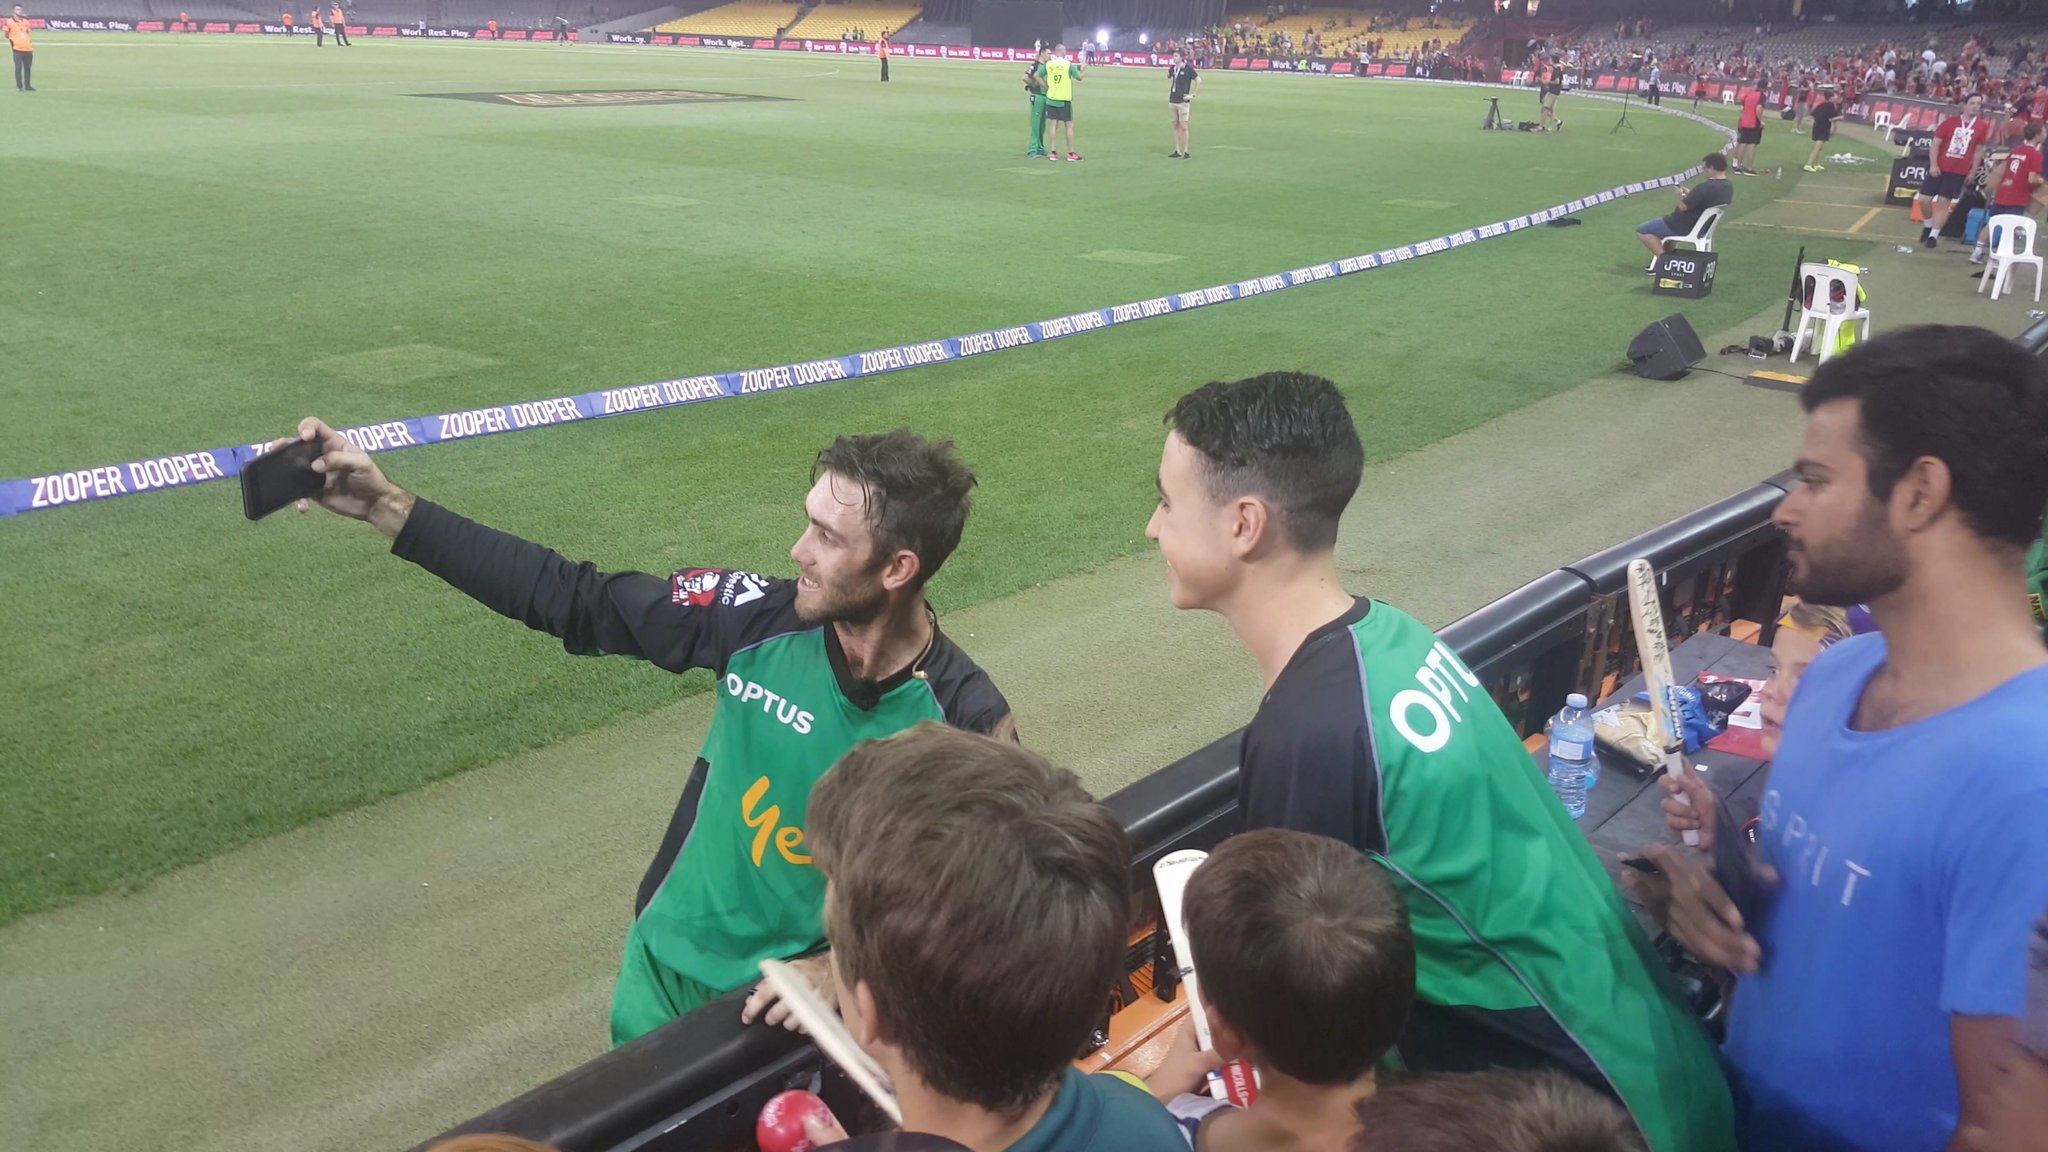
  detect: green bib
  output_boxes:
[1046,58,1073,102]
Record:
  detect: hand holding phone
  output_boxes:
[240,437,325,520]
[246,418,416,537]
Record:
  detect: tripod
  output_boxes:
[1482,96,1504,130]
[1611,92,1637,134]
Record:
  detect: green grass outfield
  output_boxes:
[0,35,1841,926]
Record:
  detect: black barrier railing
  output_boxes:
[415,474,1796,1152]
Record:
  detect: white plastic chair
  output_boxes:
[1872,109,1892,134]
[1722,89,1737,104]
[1790,262,1872,364]
[1668,204,1726,255]
[1979,214,2044,302]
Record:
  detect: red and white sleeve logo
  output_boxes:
[672,568,725,607]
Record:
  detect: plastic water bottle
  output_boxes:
[1547,693,1596,820]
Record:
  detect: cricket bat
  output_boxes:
[1626,558,1700,847]
[1154,850,1260,1107]
[759,958,903,1124]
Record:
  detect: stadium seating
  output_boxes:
[656,0,802,37]
[782,0,923,40]
[1222,7,1468,59]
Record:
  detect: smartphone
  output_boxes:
[240,437,326,520]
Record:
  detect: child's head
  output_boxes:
[1760,600,1852,757]
[1183,829,1414,1085]
[807,724,1132,1117]
[1350,1070,1645,1152]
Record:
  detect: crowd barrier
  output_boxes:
[23,16,577,39]
[412,469,1796,1152]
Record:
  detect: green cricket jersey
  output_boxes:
[1239,598,1736,1152]
[393,501,1011,997]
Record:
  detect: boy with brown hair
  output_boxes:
[804,724,1185,1152]
[1147,829,1415,1151]
[1351,1070,1645,1152]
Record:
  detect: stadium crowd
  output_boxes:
[1540,20,2048,121]
[276,314,2048,1152]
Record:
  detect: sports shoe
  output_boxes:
[1802,164,1818,171]
[1047,152,1061,161]
[1067,152,1080,161]
[1924,234,1939,249]
[1969,250,1987,264]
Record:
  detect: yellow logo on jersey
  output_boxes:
[742,776,812,867]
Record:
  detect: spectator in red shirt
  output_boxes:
[1919,94,1989,248]
[1973,122,2045,265]
[1734,86,1765,174]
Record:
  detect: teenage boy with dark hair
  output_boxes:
[1148,829,1414,1151]
[803,725,1185,1152]
[1144,373,1734,1152]
[1635,325,2048,1152]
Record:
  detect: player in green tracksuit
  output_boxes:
[1025,48,1049,156]
[1146,373,1737,1152]
[284,417,1012,1046]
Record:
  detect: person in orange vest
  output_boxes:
[5,5,31,92]
[281,9,292,33]
[309,4,323,46]
[327,3,348,45]
[487,18,497,39]
[877,33,889,82]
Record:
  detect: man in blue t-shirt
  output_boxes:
[1634,325,2048,1152]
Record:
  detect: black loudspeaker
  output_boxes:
[1627,314,1706,380]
